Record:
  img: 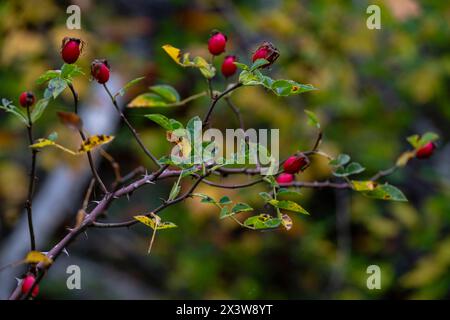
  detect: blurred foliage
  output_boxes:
[0,0,449,299]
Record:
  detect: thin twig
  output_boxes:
[103,84,160,168]
[225,97,245,130]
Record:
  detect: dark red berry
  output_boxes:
[416,142,436,159]
[91,59,110,84]
[283,155,309,174]
[21,275,39,297]
[208,31,227,56]
[61,37,83,64]
[252,41,280,68]
[19,91,35,108]
[277,173,294,184]
[221,55,237,77]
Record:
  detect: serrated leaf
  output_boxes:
[244,214,281,230]
[304,109,320,129]
[268,200,310,215]
[115,76,145,97]
[78,135,114,153]
[25,251,53,267]
[145,114,173,130]
[362,184,408,202]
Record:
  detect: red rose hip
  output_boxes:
[221,55,237,77]
[61,37,82,64]
[208,31,227,56]
[277,173,294,184]
[283,155,309,174]
[416,142,436,159]
[252,41,280,68]
[21,275,39,298]
[19,91,35,108]
[91,59,110,84]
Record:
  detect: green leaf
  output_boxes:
[304,109,320,129]
[220,206,232,219]
[250,59,270,71]
[333,162,365,177]
[47,132,58,141]
[277,188,302,197]
[61,63,84,80]
[361,184,407,202]
[128,85,180,108]
[329,154,350,167]
[270,80,316,96]
[0,100,28,125]
[234,62,249,70]
[259,192,272,202]
[145,114,173,130]
[44,78,68,99]
[194,56,216,79]
[219,196,232,205]
[407,132,439,149]
[36,70,61,85]
[192,193,217,204]
[345,162,365,175]
[31,98,50,123]
[243,214,281,230]
[231,202,253,213]
[115,76,145,97]
[268,200,310,215]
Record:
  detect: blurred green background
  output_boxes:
[0,0,449,299]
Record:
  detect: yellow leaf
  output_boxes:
[78,135,114,153]
[134,214,177,230]
[30,138,56,149]
[351,180,378,191]
[25,251,53,267]
[30,138,77,155]
[162,44,182,65]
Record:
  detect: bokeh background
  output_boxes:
[0,0,449,299]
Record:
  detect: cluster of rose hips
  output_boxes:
[277,155,310,184]
[208,31,279,78]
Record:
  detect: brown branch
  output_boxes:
[25,105,37,251]
[225,97,245,130]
